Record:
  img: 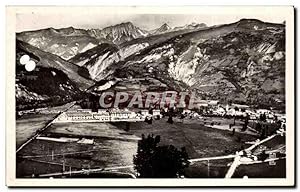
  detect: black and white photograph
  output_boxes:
[5,6,295,187]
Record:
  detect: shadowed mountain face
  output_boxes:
[16,41,89,110]
[16,40,94,91]
[16,66,83,111]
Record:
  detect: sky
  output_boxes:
[16,12,286,32]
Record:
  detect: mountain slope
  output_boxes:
[68,42,151,80]
[16,43,87,111]
[71,24,213,81]
[15,22,207,62]
[68,43,119,67]
[16,40,95,90]
[98,19,285,107]
[16,27,101,60]
[16,67,83,111]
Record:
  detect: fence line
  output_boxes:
[36,165,134,178]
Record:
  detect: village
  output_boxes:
[52,99,286,130]
[15,86,287,179]
[15,95,287,179]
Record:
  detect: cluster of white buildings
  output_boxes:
[184,102,285,123]
[53,108,145,123]
[140,109,162,117]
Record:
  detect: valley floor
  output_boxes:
[16,105,286,178]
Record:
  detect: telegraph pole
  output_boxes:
[62,154,65,173]
[207,160,210,177]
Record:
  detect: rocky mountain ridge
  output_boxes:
[17,21,208,60]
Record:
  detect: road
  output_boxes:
[224,133,281,178]
[16,101,77,153]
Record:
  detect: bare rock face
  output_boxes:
[87,22,149,45]
[94,19,285,107]
[69,42,150,81]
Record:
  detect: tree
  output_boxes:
[133,134,190,178]
[258,150,268,161]
[242,113,249,131]
[167,115,173,124]
[260,113,267,122]
[145,117,153,124]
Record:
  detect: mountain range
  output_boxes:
[16,22,207,58]
[16,19,286,110]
